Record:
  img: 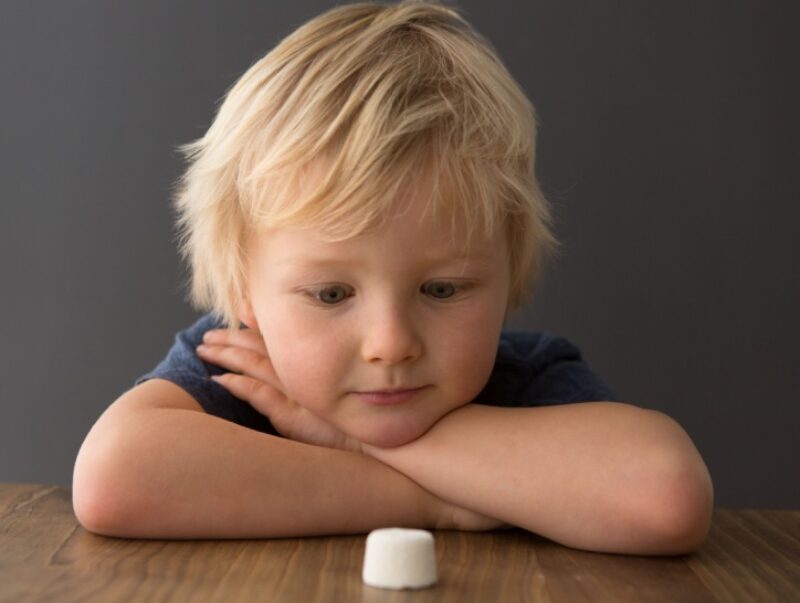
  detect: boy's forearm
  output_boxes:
[363,401,714,556]
[74,408,441,539]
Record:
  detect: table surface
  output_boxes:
[1,483,798,603]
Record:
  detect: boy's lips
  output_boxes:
[352,385,429,405]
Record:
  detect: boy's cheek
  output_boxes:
[268,346,341,406]
[444,329,499,390]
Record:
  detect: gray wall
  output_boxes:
[1,1,797,509]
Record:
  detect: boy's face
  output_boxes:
[238,187,511,448]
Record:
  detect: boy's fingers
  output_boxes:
[211,373,284,414]
[198,344,281,388]
[202,328,267,354]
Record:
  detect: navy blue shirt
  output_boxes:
[135,313,619,435]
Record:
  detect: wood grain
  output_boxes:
[686,509,800,603]
[1,483,798,602]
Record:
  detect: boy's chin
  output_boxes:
[352,418,432,449]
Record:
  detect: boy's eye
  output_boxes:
[313,285,352,305]
[422,281,457,299]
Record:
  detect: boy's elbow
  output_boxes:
[645,470,714,555]
[72,477,118,536]
[637,414,715,555]
[72,426,142,537]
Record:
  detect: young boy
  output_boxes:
[72,0,713,555]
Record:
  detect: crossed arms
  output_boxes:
[73,376,713,556]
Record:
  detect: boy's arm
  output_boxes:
[72,379,491,539]
[363,401,715,556]
[189,329,712,554]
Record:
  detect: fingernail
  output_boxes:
[196,344,207,352]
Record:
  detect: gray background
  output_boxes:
[1,1,797,509]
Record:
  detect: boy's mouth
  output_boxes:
[352,385,429,405]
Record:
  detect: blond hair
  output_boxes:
[173,0,560,329]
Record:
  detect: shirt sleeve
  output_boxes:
[473,330,620,407]
[134,314,280,436]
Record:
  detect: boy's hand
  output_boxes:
[196,328,363,453]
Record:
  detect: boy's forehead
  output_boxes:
[251,216,504,270]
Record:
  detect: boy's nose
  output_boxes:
[360,306,423,366]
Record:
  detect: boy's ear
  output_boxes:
[237,298,258,330]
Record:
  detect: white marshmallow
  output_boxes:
[362,528,438,590]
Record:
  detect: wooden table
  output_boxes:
[1,483,798,602]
